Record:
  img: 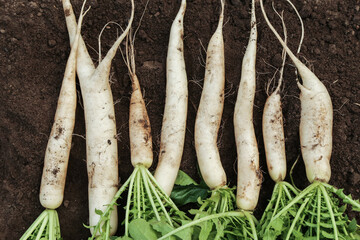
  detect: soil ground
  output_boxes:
[0,0,359,239]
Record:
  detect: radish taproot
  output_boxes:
[194,0,234,214]
[262,8,287,183]
[231,0,261,237]
[260,1,360,239]
[233,0,262,213]
[20,2,87,239]
[62,0,134,236]
[154,0,188,196]
[258,7,301,238]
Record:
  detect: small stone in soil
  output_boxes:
[48,39,57,47]
[28,1,38,9]
[64,200,70,208]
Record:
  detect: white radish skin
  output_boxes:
[154,0,188,195]
[39,2,85,210]
[129,73,153,168]
[262,9,288,184]
[298,83,332,183]
[234,0,262,211]
[85,66,119,236]
[62,0,135,235]
[260,0,332,183]
[195,0,226,190]
[263,91,286,182]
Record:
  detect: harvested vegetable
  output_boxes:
[154,0,188,197]
[258,6,302,239]
[62,0,134,236]
[260,0,360,239]
[20,1,87,239]
[232,0,261,237]
[194,0,236,216]
[234,0,261,212]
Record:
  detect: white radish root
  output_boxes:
[154,0,188,196]
[263,92,286,182]
[21,2,87,240]
[260,0,333,183]
[262,7,288,183]
[40,0,88,211]
[194,0,227,190]
[234,0,262,211]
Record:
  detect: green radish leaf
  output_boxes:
[152,219,193,240]
[188,209,206,215]
[198,219,213,240]
[321,230,335,239]
[263,230,277,240]
[151,221,177,240]
[270,217,284,232]
[129,219,158,240]
[83,223,92,229]
[319,221,335,228]
[213,218,226,239]
[111,237,133,240]
[348,219,357,233]
[95,208,104,216]
[175,223,194,239]
[291,229,303,238]
[170,170,210,206]
[353,230,360,240]
[170,184,209,206]
[334,188,360,211]
[174,170,197,186]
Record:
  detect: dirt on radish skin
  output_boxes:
[1,0,359,239]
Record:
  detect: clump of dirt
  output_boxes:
[0,0,359,239]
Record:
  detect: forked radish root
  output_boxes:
[20,1,88,239]
[62,0,134,236]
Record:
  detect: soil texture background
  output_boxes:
[0,0,359,239]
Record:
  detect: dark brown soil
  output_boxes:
[1,0,359,239]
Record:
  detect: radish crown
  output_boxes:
[89,165,188,239]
